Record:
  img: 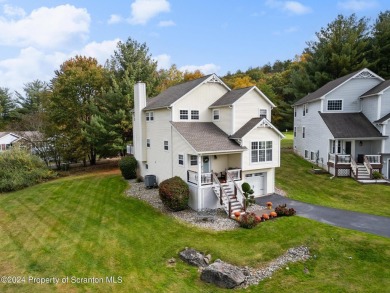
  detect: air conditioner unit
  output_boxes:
[144,175,157,189]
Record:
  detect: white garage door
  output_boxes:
[245,173,265,196]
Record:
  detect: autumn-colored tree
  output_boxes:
[157,65,184,93]
[50,56,109,165]
[183,70,204,81]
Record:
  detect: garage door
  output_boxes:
[245,173,265,196]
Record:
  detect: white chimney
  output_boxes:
[133,82,147,162]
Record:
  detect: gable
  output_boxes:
[293,68,384,106]
[0,133,21,144]
[230,118,284,139]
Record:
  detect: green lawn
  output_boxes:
[277,132,390,217]
[0,170,389,292]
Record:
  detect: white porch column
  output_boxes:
[197,155,202,211]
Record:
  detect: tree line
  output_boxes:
[0,11,389,167]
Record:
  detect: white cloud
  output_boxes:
[337,0,378,11]
[153,54,171,69]
[2,4,26,18]
[158,20,175,27]
[0,47,67,93]
[179,64,221,75]
[0,4,90,49]
[108,14,123,24]
[74,39,120,65]
[129,0,170,25]
[266,0,311,15]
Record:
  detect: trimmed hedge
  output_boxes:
[159,176,189,211]
[0,148,56,192]
[119,156,137,179]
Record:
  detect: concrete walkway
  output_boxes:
[256,194,390,238]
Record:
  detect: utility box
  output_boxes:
[144,175,157,189]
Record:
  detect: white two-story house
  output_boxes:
[293,68,390,181]
[132,74,284,216]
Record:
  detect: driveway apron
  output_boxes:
[256,194,390,238]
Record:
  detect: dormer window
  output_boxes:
[327,100,342,111]
[180,110,188,120]
[259,109,267,119]
[213,109,220,121]
[146,111,154,121]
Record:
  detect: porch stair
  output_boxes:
[355,165,371,180]
[220,183,245,217]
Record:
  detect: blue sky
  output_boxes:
[0,0,388,94]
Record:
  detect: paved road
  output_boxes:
[256,194,390,238]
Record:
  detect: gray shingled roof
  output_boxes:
[171,122,245,153]
[210,87,252,108]
[144,75,212,110]
[319,112,384,138]
[230,118,262,139]
[360,80,390,97]
[293,70,364,106]
[374,112,390,124]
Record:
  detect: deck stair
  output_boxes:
[356,164,370,180]
[220,183,245,217]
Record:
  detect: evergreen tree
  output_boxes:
[370,11,390,79]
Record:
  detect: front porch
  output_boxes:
[328,153,383,180]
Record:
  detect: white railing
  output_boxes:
[187,170,213,185]
[351,157,358,179]
[365,155,381,164]
[328,153,335,163]
[226,171,246,212]
[226,169,241,181]
[336,154,351,164]
[212,174,231,215]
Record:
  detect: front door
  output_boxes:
[202,156,210,173]
[345,141,352,155]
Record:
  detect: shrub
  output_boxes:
[159,176,189,211]
[372,171,383,180]
[274,204,296,217]
[0,148,56,192]
[239,212,261,229]
[118,156,137,179]
[241,182,255,207]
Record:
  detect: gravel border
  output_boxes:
[126,180,267,231]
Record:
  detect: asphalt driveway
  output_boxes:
[256,194,390,238]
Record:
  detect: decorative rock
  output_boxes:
[179,248,208,267]
[200,259,245,289]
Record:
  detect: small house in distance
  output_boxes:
[293,68,390,181]
[132,74,284,216]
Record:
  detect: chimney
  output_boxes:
[133,82,147,162]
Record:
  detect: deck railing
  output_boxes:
[226,169,242,181]
[187,170,213,185]
[226,171,246,212]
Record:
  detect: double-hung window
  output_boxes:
[146,138,150,148]
[190,155,198,166]
[146,111,154,121]
[191,110,199,120]
[327,100,342,111]
[180,110,188,120]
[302,127,306,138]
[259,109,267,119]
[212,109,220,121]
[251,141,272,163]
[164,140,169,151]
[178,154,184,166]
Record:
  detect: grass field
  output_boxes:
[277,132,390,217]
[0,169,389,292]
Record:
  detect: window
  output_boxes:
[310,151,315,161]
[327,100,342,111]
[146,138,150,148]
[304,150,309,158]
[146,111,154,121]
[213,109,220,120]
[259,109,267,119]
[251,141,272,163]
[294,127,297,138]
[164,140,169,151]
[302,127,305,138]
[294,107,296,117]
[180,110,188,120]
[303,104,306,116]
[178,154,184,166]
[191,110,199,120]
[190,155,198,166]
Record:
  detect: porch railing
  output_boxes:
[187,170,213,185]
[328,153,351,164]
[365,155,381,164]
[212,174,231,215]
[351,157,358,179]
[226,171,246,212]
[226,169,242,181]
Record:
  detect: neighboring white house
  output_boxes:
[0,132,24,152]
[132,74,284,216]
[293,68,390,181]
